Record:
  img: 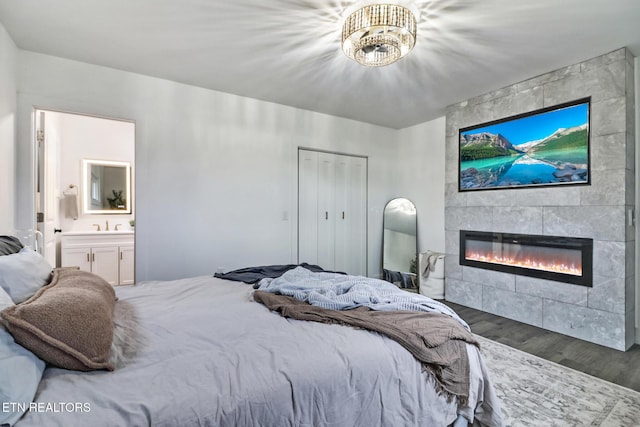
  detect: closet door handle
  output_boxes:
[325,211,328,220]
[342,211,345,220]
[92,253,95,262]
[87,253,90,262]
[120,251,123,260]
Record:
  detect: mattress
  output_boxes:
[14,275,502,426]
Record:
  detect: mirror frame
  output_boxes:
[382,197,418,286]
[82,159,132,214]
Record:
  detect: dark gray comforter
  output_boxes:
[15,276,503,426]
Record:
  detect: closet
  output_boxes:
[298,149,367,276]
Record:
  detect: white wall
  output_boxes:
[14,51,445,282]
[396,117,447,254]
[0,23,17,233]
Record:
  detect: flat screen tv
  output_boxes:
[458,98,590,192]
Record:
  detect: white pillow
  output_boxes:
[0,287,46,426]
[0,285,12,312]
[0,247,52,303]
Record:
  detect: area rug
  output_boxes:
[476,335,640,426]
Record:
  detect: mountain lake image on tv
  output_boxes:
[458,98,590,191]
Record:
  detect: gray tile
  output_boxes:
[518,63,581,91]
[482,88,543,122]
[625,172,635,206]
[543,300,626,350]
[445,109,461,138]
[444,230,459,256]
[516,276,588,306]
[445,278,482,309]
[625,240,634,278]
[483,286,543,327]
[463,267,515,291]
[445,183,467,207]
[544,60,626,105]
[580,48,627,72]
[543,205,626,241]
[625,310,635,350]
[587,276,625,314]
[466,86,517,107]
[625,205,635,243]
[491,206,542,235]
[625,274,633,314]
[590,132,627,171]
[624,47,634,66]
[593,240,625,279]
[625,59,636,135]
[513,187,581,207]
[625,60,635,136]
[444,255,462,280]
[444,206,493,231]
[466,190,516,207]
[445,136,460,185]
[591,97,627,137]
[625,131,635,170]
[580,168,626,206]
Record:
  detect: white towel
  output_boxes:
[420,251,445,279]
[64,194,79,219]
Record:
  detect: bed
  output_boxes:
[0,237,503,427]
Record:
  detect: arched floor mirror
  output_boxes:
[382,197,417,289]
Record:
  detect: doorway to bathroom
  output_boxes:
[34,109,135,279]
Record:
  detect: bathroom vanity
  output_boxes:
[61,231,134,286]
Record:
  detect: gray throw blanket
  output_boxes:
[253,290,479,403]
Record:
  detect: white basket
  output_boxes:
[420,277,445,300]
[418,251,445,299]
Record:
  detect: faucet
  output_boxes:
[93,224,101,231]
[105,220,109,231]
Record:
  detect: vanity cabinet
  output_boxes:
[118,244,135,285]
[61,232,134,286]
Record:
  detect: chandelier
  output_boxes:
[341,3,417,67]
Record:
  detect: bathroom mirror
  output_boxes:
[382,198,417,288]
[82,159,131,214]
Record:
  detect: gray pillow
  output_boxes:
[0,287,46,427]
[0,247,52,303]
[0,236,23,256]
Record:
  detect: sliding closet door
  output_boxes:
[298,149,367,276]
[333,155,350,274]
[346,156,367,276]
[298,150,319,264]
[317,153,336,270]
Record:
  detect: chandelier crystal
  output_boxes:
[341,4,417,67]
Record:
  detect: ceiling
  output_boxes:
[1,0,639,129]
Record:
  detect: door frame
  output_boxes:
[15,90,142,279]
[296,147,368,276]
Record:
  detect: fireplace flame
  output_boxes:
[465,251,582,276]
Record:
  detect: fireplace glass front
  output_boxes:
[459,230,593,286]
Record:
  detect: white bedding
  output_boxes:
[14,275,503,426]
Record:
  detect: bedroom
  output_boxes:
[0,0,639,426]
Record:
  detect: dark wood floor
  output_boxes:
[444,301,640,392]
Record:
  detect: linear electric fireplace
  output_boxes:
[460,230,593,286]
